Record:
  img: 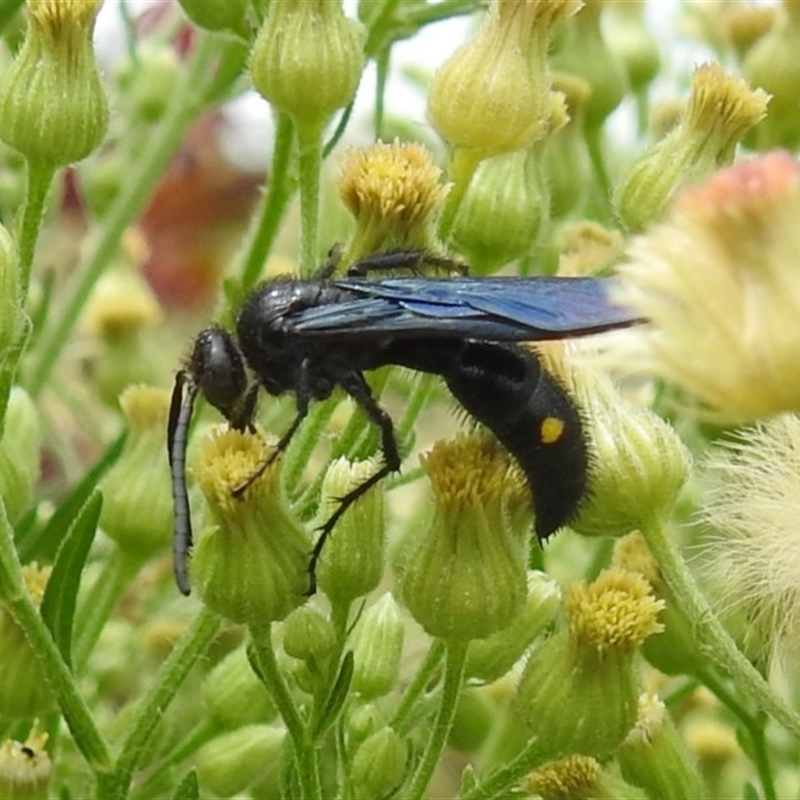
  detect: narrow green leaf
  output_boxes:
[40,491,102,668]
[312,651,354,741]
[171,769,200,800]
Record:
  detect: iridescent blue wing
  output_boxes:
[290,276,639,341]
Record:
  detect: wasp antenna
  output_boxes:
[170,380,198,595]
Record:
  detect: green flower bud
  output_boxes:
[178,0,247,33]
[551,0,628,132]
[191,428,310,625]
[429,0,581,158]
[569,369,691,539]
[351,592,404,699]
[726,5,776,60]
[0,387,41,524]
[0,0,108,166]
[515,568,663,762]
[128,44,180,124]
[196,724,285,798]
[465,571,561,683]
[524,754,647,800]
[449,689,494,753]
[350,727,408,799]
[338,142,448,265]
[99,386,172,557]
[0,565,54,717]
[250,0,365,136]
[80,152,125,218]
[613,63,769,232]
[202,645,275,730]
[618,693,707,800]
[81,241,164,405]
[451,147,548,275]
[743,2,800,150]
[282,605,337,662]
[399,434,528,641]
[316,457,386,610]
[0,224,20,367]
[605,0,660,97]
[0,732,51,800]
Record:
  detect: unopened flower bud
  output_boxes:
[99,386,172,557]
[0,731,51,800]
[191,428,310,625]
[350,593,404,699]
[516,568,663,761]
[0,387,41,524]
[726,5,776,60]
[178,0,247,32]
[338,142,448,266]
[569,369,690,538]
[743,3,800,149]
[250,0,365,136]
[282,605,337,662]
[202,645,275,730]
[127,44,180,124]
[350,727,408,799]
[196,724,285,798]
[466,571,561,683]
[614,63,769,231]
[451,146,548,274]
[315,457,386,609]
[449,689,495,753]
[399,434,528,641]
[0,0,108,166]
[551,0,628,133]
[0,565,54,717]
[618,693,707,800]
[429,0,581,158]
[605,0,660,97]
[82,237,163,405]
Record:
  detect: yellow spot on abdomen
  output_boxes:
[540,417,565,444]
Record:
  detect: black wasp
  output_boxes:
[168,251,639,595]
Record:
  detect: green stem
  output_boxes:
[101,606,222,799]
[249,623,322,800]
[406,639,467,800]
[0,499,112,775]
[73,547,143,672]
[237,112,296,296]
[27,32,219,397]
[296,123,323,276]
[643,518,800,740]
[17,160,54,298]
[698,668,776,800]
[396,372,435,444]
[374,47,390,139]
[392,639,445,734]
[0,158,52,431]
